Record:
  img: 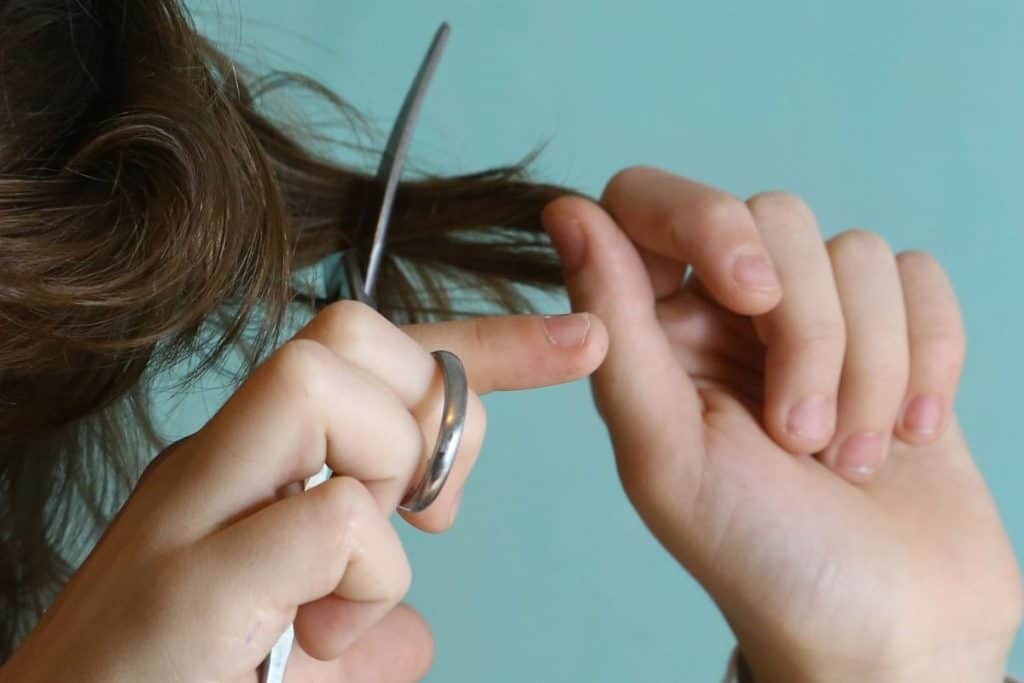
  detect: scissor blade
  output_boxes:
[261,26,450,681]
[362,22,450,300]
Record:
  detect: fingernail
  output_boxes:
[543,313,591,346]
[786,396,832,441]
[732,249,779,290]
[834,432,884,479]
[902,395,942,436]
[547,216,585,271]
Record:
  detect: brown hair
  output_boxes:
[0,0,571,659]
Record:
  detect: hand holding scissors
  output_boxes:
[0,24,610,682]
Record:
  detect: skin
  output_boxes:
[2,166,1020,682]
[0,305,609,682]
[543,167,1023,682]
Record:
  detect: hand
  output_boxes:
[543,167,1023,683]
[0,301,607,682]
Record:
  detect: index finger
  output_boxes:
[300,303,607,530]
[601,166,781,315]
[402,313,609,394]
[298,301,608,403]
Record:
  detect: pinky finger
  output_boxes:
[197,476,411,671]
[895,251,966,444]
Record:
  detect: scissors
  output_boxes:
[258,22,466,683]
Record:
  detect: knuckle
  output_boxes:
[746,191,816,225]
[829,228,894,265]
[254,340,341,479]
[319,477,410,602]
[320,476,372,538]
[317,299,382,354]
[684,193,753,239]
[269,339,335,406]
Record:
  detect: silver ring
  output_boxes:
[398,349,468,513]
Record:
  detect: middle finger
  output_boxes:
[296,300,486,532]
[745,192,846,457]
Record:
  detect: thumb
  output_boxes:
[541,196,705,508]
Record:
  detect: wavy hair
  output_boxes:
[0,0,571,659]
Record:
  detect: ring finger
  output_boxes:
[823,230,910,481]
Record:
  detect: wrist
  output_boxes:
[739,640,1011,683]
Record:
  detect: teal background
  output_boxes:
[182,1,1024,680]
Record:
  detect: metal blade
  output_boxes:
[361,22,450,300]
